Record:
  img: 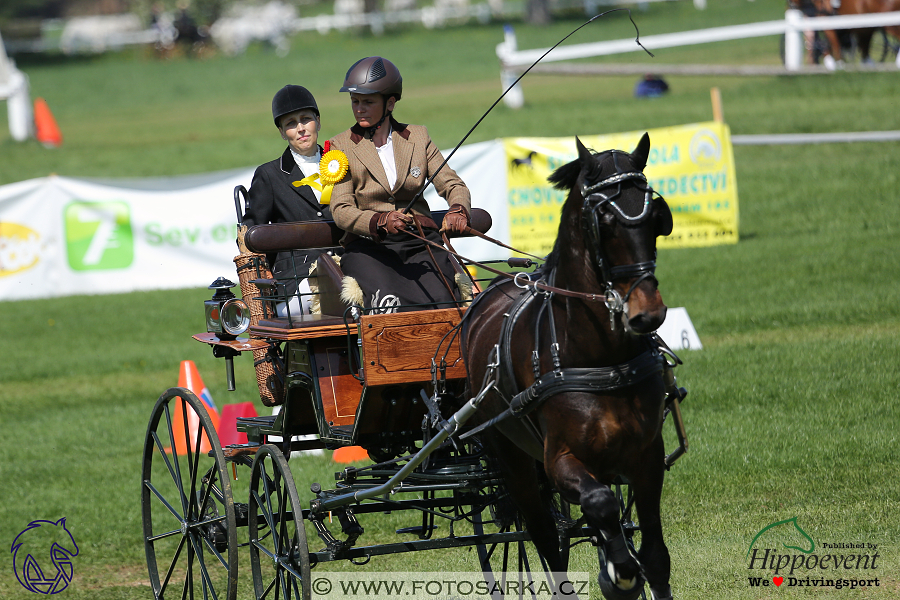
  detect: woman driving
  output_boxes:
[328,56,471,313]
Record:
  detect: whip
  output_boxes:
[402,8,654,214]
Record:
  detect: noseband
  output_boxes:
[581,151,659,329]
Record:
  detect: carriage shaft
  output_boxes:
[312,385,492,513]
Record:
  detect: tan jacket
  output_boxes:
[329,118,471,241]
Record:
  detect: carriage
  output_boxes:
[140,136,689,600]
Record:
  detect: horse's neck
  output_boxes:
[550,243,644,366]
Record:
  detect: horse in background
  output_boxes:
[463,134,677,600]
[838,0,900,62]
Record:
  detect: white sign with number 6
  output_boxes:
[656,307,702,351]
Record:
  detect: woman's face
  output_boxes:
[278,109,320,156]
[350,93,395,128]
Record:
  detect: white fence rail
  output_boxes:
[497,9,900,107]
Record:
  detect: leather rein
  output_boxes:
[406,154,662,331]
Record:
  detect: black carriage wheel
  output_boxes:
[870,29,890,63]
[248,444,311,600]
[473,509,549,600]
[142,387,238,600]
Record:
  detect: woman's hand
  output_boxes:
[440,204,469,235]
[376,211,413,236]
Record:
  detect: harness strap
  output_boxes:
[509,348,665,418]
[461,348,665,440]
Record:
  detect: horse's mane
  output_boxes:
[547,148,603,191]
[543,150,601,273]
[542,146,645,275]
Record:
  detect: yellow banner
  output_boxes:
[504,122,739,254]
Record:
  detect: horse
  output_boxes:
[838,0,900,62]
[462,133,676,600]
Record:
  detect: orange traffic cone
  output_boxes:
[333,446,369,463]
[33,98,62,148]
[171,360,221,455]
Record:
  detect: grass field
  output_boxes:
[2,0,900,598]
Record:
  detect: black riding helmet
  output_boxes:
[272,85,319,127]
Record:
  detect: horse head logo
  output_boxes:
[747,516,815,558]
[11,518,79,594]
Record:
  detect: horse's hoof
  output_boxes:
[597,558,645,600]
[649,584,673,600]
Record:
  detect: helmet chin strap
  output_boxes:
[362,97,392,140]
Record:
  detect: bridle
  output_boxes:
[580,150,660,329]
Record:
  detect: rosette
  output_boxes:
[319,150,349,186]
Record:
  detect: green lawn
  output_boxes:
[2,0,899,597]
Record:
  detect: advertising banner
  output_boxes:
[0,142,504,301]
[504,122,739,256]
[1,126,736,301]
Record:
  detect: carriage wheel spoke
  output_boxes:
[199,524,230,570]
[145,480,185,523]
[252,483,280,549]
[259,573,276,600]
[151,429,189,514]
[159,533,187,597]
[184,400,204,520]
[163,403,190,517]
[189,532,220,600]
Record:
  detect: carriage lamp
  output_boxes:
[205,277,250,340]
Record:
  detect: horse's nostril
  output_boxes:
[628,309,666,334]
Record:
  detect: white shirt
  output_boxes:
[290,147,322,202]
[375,128,397,191]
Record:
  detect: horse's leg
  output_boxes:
[548,453,643,598]
[857,28,875,62]
[487,435,566,573]
[628,436,672,600]
[824,29,843,63]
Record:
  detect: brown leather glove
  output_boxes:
[376,211,413,236]
[440,204,469,235]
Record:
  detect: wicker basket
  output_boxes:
[233,250,284,407]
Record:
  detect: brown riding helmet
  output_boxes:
[339,57,402,101]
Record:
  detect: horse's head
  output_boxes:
[549,133,673,334]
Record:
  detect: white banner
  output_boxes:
[0,141,508,301]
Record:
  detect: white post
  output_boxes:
[0,30,34,141]
[497,24,525,109]
[784,9,804,71]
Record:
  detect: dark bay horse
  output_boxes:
[462,134,675,600]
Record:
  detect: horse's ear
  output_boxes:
[655,197,673,237]
[576,137,593,165]
[632,133,650,171]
